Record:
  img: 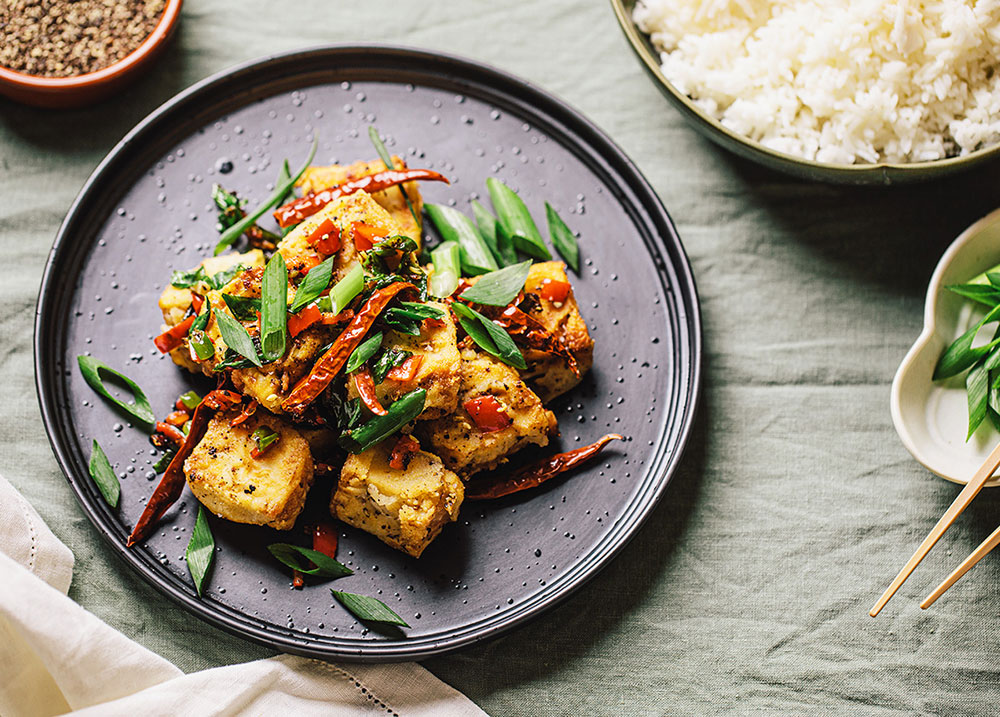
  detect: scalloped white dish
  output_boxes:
[892,208,1000,486]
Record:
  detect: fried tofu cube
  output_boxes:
[298,157,424,247]
[420,346,557,476]
[521,261,594,402]
[332,440,463,558]
[184,410,314,530]
[345,302,461,420]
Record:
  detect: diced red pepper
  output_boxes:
[298,254,321,274]
[464,396,512,432]
[307,218,342,254]
[155,421,186,444]
[386,354,423,382]
[191,293,205,313]
[389,434,420,469]
[538,278,571,303]
[320,308,353,325]
[164,411,189,427]
[287,304,322,338]
[351,222,386,251]
[292,570,305,589]
[423,316,446,330]
[312,522,339,560]
[153,315,195,353]
[353,366,387,416]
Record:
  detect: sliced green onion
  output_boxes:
[77,355,155,427]
[260,252,288,362]
[268,543,353,578]
[214,309,262,368]
[967,359,990,438]
[368,126,421,228]
[946,283,1000,308]
[471,199,505,266]
[275,159,295,208]
[459,260,532,307]
[214,137,318,255]
[185,505,214,596]
[153,446,177,473]
[545,202,580,273]
[189,330,215,361]
[321,264,365,315]
[178,391,201,410]
[332,590,409,627]
[452,303,526,369]
[289,256,335,313]
[486,178,551,260]
[346,332,383,373]
[425,204,498,276]
[251,426,280,454]
[934,302,1000,380]
[88,440,120,508]
[340,389,426,453]
[430,242,461,298]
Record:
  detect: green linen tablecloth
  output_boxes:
[5,1,1000,713]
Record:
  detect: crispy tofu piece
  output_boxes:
[420,346,557,476]
[184,410,314,530]
[521,261,594,403]
[332,440,463,558]
[298,157,424,247]
[345,302,461,420]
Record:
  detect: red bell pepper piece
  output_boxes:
[538,278,571,303]
[386,354,423,382]
[312,522,339,560]
[307,218,342,254]
[464,396,512,432]
[287,304,322,338]
[153,315,195,354]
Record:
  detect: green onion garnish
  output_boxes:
[260,252,288,362]
[214,137,318,255]
[77,355,155,427]
[153,446,177,473]
[88,440,120,508]
[318,264,365,315]
[214,309,262,368]
[545,202,580,273]
[178,391,201,410]
[459,260,532,307]
[251,426,280,454]
[331,590,409,627]
[371,347,411,385]
[934,303,1000,381]
[452,302,526,369]
[275,159,295,208]
[289,256,335,314]
[486,178,551,260]
[268,543,353,579]
[339,388,426,453]
[185,505,215,597]
[368,126,421,229]
[221,294,261,322]
[346,331,383,373]
[189,307,214,360]
[472,199,516,267]
[430,242,461,298]
[425,204,498,276]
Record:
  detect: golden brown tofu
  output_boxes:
[184,410,314,530]
[345,302,461,420]
[298,157,424,247]
[419,346,557,476]
[332,439,463,558]
[520,261,594,402]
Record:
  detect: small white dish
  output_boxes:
[892,207,1000,486]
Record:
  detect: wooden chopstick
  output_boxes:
[921,522,1000,608]
[869,440,1000,617]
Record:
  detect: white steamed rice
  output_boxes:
[633,0,1000,164]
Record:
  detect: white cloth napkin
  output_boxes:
[0,473,487,717]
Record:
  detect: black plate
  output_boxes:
[35,45,701,661]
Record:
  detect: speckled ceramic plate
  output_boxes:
[34,45,701,661]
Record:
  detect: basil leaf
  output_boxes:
[459,260,532,307]
[545,202,580,273]
[214,136,318,255]
[186,505,215,597]
[77,355,155,427]
[331,590,409,627]
[340,389,426,453]
[170,266,209,289]
[221,294,261,322]
[452,303,527,369]
[268,543,353,578]
[946,283,1000,308]
[425,204,498,276]
[371,348,411,385]
[320,391,363,433]
[368,125,421,228]
[214,310,263,367]
[381,310,422,336]
[88,440,120,508]
[289,256,335,313]
[208,263,246,291]
[934,303,1000,380]
[346,332,383,374]
[429,242,461,298]
[260,252,288,362]
[213,347,257,372]
[153,446,177,473]
[486,178,551,260]
[212,184,245,233]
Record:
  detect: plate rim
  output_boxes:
[34,43,703,661]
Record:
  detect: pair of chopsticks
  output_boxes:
[871,441,1000,616]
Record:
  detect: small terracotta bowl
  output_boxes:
[0,0,182,109]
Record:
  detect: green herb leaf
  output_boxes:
[371,347,411,384]
[486,178,551,260]
[289,256,335,313]
[946,283,1000,308]
[452,303,527,369]
[185,505,214,596]
[77,356,155,427]
[322,264,365,315]
[260,252,288,362]
[471,199,508,266]
[209,263,247,291]
[214,310,263,367]
[934,303,1000,380]
[346,332,383,373]
[268,543,353,579]
[368,126,421,228]
[170,266,210,289]
[968,359,990,439]
[213,347,258,372]
[331,590,409,626]
[178,391,201,410]
[459,260,532,306]
[430,242,461,298]
[425,204,498,276]
[545,202,580,273]
[153,446,177,473]
[340,389,426,453]
[222,294,261,321]
[275,159,295,208]
[214,137,318,255]
[88,440,119,508]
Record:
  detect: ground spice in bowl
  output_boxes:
[0,0,166,78]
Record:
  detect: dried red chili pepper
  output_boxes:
[127,389,243,546]
[287,304,322,338]
[274,168,450,228]
[230,399,258,427]
[307,218,342,254]
[389,434,420,470]
[153,315,195,353]
[154,421,186,445]
[465,434,624,500]
[538,278,571,303]
[386,354,423,382]
[312,522,339,560]
[281,282,416,415]
[487,303,579,378]
[353,366,387,416]
[464,396,512,433]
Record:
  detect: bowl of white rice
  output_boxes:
[613,0,1000,183]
